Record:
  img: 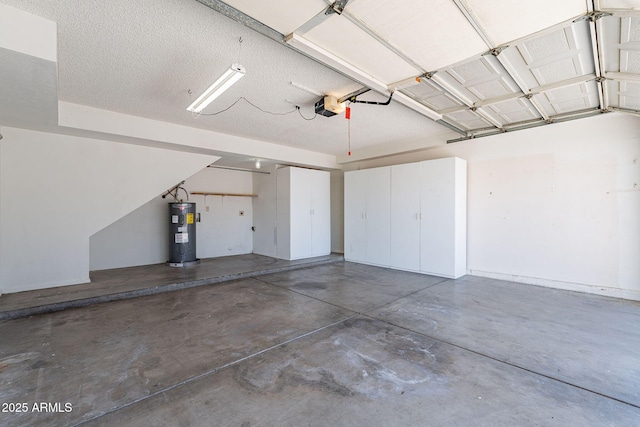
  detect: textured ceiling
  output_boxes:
[0,0,455,164]
[2,0,640,165]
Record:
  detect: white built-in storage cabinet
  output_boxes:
[344,157,467,278]
[276,166,331,260]
[344,166,391,266]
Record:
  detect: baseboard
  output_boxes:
[468,269,640,302]
[1,275,92,295]
[344,259,460,279]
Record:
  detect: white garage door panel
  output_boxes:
[487,98,542,123]
[600,16,640,111]
[466,78,517,102]
[346,0,487,71]
[437,55,521,104]
[600,16,623,72]
[464,0,586,46]
[498,21,594,91]
[534,81,600,116]
[304,14,420,84]
[401,80,465,112]
[518,23,594,87]
[445,109,493,130]
[223,0,326,35]
[600,0,640,11]
[619,17,640,74]
[608,80,640,109]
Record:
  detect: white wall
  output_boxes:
[0,3,56,62]
[89,167,254,270]
[340,113,640,300]
[189,168,254,259]
[59,102,339,170]
[89,197,168,270]
[0,127,218,293]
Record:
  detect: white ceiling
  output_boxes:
[2,0,640,166]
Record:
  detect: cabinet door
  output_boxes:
[276,167,292,260]
[390,163,421,271]
[364,167,391,266]
[289,168,312,259]
[344,170,367,262]
[310,169,331,257]
[453,158,467,278]
[420,158,456,276]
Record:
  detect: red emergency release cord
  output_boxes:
[346,106,351,156]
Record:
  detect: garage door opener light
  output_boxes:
[187,63,246,113]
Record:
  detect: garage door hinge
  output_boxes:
[420,71,437,79]
[325,0,349,15]
[592,11,613,21]
[489,46,508,57]
[587,11,613,22]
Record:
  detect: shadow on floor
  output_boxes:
[0,253,344,320]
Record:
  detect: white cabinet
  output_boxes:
[344,158,466,278]
[390,163,421,271]
[344,167,391,266]
[344,169,367,263]
[276,167,330,260]
[420,157,467,278]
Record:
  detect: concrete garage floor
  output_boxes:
[1,262,639,426]
[0,254,343,320]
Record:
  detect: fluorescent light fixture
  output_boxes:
[289,81,323,97]
[187,63,246,113]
